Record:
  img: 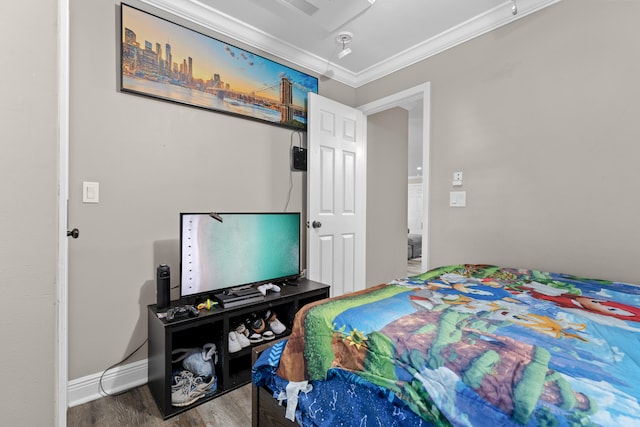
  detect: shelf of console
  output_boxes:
[147,278,330,419]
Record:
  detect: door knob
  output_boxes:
[312,221,322,229]
[67,228,79,239]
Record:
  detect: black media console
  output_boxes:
[147,278,330,419]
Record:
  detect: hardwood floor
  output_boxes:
[67,383,252,427]
[407,257,423,276]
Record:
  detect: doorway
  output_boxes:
[358,83,431,275]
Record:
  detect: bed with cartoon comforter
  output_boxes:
[252,264,640,426]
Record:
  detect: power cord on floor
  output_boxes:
[98,338,148,397]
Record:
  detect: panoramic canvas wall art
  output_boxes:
[120,4,318,130]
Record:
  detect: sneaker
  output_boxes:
[235,323,249,337]
[247,314,266,334]
[236,331,251,348]
[203,374,218,397]
[228,331,242,353]
[247,332,263,343]
[265,311,287,335]
[171,370,193,391]
[172,372,215,407]
[262,330,275,340]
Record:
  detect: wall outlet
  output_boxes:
[453,171,463,186]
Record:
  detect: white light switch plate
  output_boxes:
[450,191,466,207]
[83,181,99,203]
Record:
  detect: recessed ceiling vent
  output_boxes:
[277,0,319,16]
[276,0,375,32]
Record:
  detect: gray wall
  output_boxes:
[357,0,640,285]
[0,2,59,426]
[366,108,409,286]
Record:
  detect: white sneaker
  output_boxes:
[236,331,251,348]
[270,318,286,335]
[228,331,241,353]
[235,324,248,337]
[248,332,263,343]
[265,311,287,335]
[171,370,194,392]
[262,330,275,340]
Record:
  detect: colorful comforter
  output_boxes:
[268,264,640,426]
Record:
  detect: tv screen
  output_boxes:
[180,212,301,299]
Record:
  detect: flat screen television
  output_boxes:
[180,212,301,300]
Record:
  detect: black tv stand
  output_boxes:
[147,278,330,419]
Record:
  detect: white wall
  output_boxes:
[0,2,59,425]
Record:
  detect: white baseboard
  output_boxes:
[67,358,148,407]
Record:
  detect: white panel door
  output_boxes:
[307,93,366,297]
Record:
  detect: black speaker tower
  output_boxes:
[156,264,170,309]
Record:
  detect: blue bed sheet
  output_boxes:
[253,339,433,426]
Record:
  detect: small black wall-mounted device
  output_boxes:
[292,146,307,171]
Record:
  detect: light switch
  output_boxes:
[83,181,99,203]
[450,191,466,207]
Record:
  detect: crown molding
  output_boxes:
[138,0,562,88]
[353,0,563,87]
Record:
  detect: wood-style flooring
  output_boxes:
[68,261,422,426]
[67,383,252,427]
[407,257,423,276]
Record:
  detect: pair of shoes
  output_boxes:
[264,310,287,335]
[242,330,273,343]
[228,330,251,353]
[171,370,216,407]
[233,325,251,348]
[235,320,264,343]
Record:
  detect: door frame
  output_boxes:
[56,0,70,425]
[358,82,431,273]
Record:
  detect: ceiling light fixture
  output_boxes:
[336,31,353,59]
[511,0,518,15]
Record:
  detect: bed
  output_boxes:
[252,264,640,426]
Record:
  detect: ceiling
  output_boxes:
[141,0,560,88]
